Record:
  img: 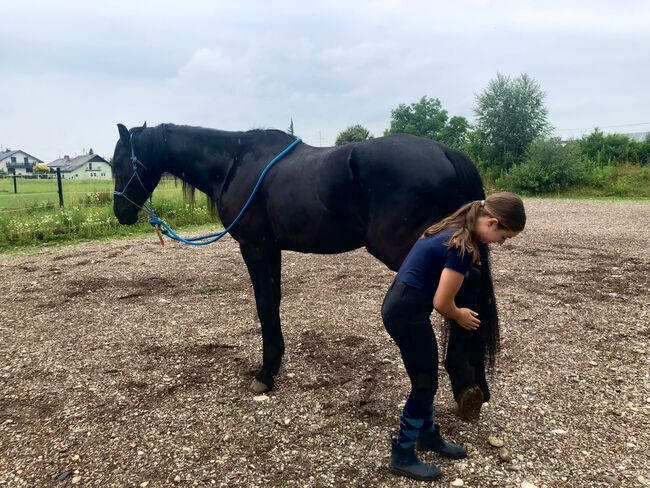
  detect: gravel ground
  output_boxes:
[0,198,649,488]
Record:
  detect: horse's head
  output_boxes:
[112,123,163,225]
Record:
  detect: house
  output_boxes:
[623,132,649,142]
[0,149,45,175]
[47,150,112,179]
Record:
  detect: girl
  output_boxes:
[382,192,526,481]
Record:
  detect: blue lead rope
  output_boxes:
[114,136,302,246]
[150,137,302,246]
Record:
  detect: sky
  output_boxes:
[1,0,649,163]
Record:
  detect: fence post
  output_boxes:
[56,168,64,208]
[12,169,17,193]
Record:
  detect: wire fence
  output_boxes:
[0,174,216,249]
[0,173,185,213]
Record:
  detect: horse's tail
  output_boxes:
[442,146,500,370]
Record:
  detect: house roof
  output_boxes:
[0,150,19,160]
[47,154,111,172]
[0,149,44,164]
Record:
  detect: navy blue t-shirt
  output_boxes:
[395,228,474,295]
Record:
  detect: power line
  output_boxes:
[554,121,650,132]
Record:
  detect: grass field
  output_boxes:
[0,177,220,251]
[1,169,648,252]
[0,177,186,209]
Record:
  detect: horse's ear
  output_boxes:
[117,124,130,144]
[142,121,147,128]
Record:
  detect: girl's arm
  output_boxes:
[433,268,481,330]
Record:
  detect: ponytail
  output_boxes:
[422,200,484,265]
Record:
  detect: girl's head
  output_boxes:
[475,192,526,244]
[422,192,526,263]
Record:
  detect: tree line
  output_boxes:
[319,73,650,196]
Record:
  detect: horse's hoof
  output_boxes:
[250,378,271,394]
[457,385,484,422]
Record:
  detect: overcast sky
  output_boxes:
[2,0,649,162]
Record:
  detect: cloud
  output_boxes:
[1,0,649,159]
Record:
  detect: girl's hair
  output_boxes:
[421,192,526,264]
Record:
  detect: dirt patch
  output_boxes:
[0,199,649,487]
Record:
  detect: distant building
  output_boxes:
[0,149,45,175]
[623,132,649,142]
[47,150,112,179]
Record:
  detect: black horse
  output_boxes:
[112,123,499,414]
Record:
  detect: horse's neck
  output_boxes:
[164,127,243,197]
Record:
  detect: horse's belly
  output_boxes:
[276,218,366,254]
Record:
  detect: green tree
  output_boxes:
[385,96,470,149]
[474,73,551,172]
[335,124,373,146]
[440,116,471,149]
[33,163,51,174]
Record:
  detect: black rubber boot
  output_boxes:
[390,439,442,481]
[416,424,468,459]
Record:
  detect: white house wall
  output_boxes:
[65,161,112,179]
[1,151,43,174]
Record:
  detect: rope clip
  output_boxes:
[154,225,165,246]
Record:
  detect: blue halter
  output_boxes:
[113,132,302,246]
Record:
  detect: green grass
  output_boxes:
[561,164,650,199]
[0,177,221,252]
[2,165,649,253]
[0,177,186,209]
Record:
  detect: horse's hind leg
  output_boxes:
[240,244,283,393]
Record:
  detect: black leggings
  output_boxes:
[382,281,437,416]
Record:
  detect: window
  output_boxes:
[24,157,28,163]
[11,157,16,163]
[88,162,93,170]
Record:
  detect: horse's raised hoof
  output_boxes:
[457,385,484,422]
[250,378,271,394]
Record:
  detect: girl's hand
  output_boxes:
[455,308,480,330]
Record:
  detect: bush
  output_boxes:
[496,139,584,194]
[579,164,650,197]
[578,130,650,166]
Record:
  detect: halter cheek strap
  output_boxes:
[113,131,154,214]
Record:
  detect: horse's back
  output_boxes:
[254,134,483,267]
[351,135,476,269]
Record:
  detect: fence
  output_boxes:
[0,173,215,250]
[0,173,184,214]
[1,168,64,207]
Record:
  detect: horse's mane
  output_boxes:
[145,125,294,222]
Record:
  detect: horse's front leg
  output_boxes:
[240,244,283,393]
